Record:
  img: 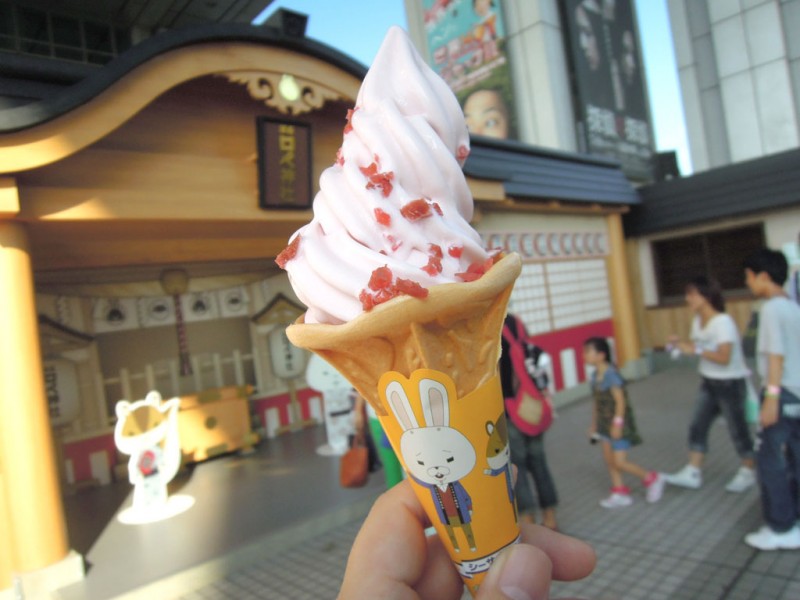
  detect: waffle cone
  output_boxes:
[286,254,521,413]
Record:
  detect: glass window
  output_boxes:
[706,226,765,291]
[18,6,47,41]
[54,46,83,61]
[3,5,129,63]
[51,14,80,47]
[0,3,15,36]
[86,50,111,64]
[83,20,111,53]
[652,224,765,303]
[115,27,131,53]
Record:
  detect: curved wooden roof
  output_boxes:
[0,24,366,173]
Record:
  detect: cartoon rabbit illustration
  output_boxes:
[386,377,477,553]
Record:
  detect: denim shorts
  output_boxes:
[598,435,632,451]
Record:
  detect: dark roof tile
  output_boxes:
[465,135,639,205]
[625,148,800,235]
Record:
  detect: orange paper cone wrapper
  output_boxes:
[379,369,520,594]
[287,254,523,595]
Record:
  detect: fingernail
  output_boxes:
[497,547,533,600]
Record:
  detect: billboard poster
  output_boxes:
[423,0,517,140]
[561,0,653,180]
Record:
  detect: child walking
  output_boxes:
[584,337,665,508]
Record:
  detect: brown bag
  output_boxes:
[339,435,369,488]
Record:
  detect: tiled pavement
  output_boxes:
[70,358,800,599]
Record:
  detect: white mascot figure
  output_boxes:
[306,354,355,456]
[115,391,193,524]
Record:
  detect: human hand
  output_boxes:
[338,479,596,599]
[353,409,365,432]
[760,395,780,428]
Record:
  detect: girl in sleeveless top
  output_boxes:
[584,337,664,508]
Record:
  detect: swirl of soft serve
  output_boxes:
[279,26,490,325]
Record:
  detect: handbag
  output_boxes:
[339,434,369,488]
[502,318,554,436]
[744,377,760,425]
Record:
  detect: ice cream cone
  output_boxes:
[286,253,520,411]
[287,253,522,595]
[279,26,527,596]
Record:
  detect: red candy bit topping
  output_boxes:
[448,245,464,258]
[358,289,376,311]
[368,265,393,290]
[366,171,394,197]
[359,161,378,177]
[422,257,442,276]
[432,202,443,216]
[400,198,433,221]
[275,236,301,269]
[457,145,470,161]
[374,207,391,226]
[395,278,428,299]
[359,267,430,311]
[343,107,358,135]
[360,155,395,198]
[335,147,345,166]
[421,244,444,276]
[456,258,495,282]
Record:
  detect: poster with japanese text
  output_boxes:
[562,0,653,180]
[423,0,517,140]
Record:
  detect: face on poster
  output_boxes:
[563,0,653,180]
[422,0,517,140]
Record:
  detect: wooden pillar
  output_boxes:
[605,213,641,366]
[0,222,70,572]
[0,469,13,591]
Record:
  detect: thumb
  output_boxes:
[476,543,552,600]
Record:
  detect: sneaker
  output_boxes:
[726,466,756,493]
[665,465,702,489]
[600,492,633,509]
[645,473,666,503]
[744,525,800,551]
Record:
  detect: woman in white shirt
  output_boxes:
[665,276,756,493]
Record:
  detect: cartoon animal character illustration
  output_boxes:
[386,377,477,553]
[114,391,181,514]
[483,412,516,520]
[306,354,355,455]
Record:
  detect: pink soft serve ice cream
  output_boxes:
[277,26,492,325]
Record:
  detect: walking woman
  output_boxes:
[666,276,756,492]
